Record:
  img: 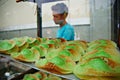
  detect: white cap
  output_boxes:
[51,3,68,14]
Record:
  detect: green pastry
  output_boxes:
[35,56,76,74]
[38,43,49,57]
[25,37,40,48]
[23,72,47,80]
[87,39,117,52]
[23,74,36,80]
[74,57,120,79]
[81,48,120,64]
[0,40,18,54]
[12,37,29,51]
[11,48,40,62]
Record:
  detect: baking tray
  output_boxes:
[0,54,80,80]
[10,68,38,80]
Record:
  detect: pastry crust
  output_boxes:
[11,48,40,62]
[0,40,19,54]
[35,56,75,74]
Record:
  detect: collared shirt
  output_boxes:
[56,23,74,40]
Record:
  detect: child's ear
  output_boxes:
[63,13,68,18]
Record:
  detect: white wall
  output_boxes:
[0,0,37,31]
[89,0,111,41]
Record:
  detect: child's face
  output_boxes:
[52,13,65,24]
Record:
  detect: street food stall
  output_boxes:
[0,0,120,80]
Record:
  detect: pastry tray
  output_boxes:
[0,53,80,80]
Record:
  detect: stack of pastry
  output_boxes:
[22,71,65,80]
[12,37,29,51]
[73,39,120,79]
[35,55,76,74]
[62,44,85,61]
[46,38,67,48]
[66,40,87,50]
[87,39,117,52]
[23,71,47,80]
[46,40,87,62]
[1,37,120,79]
[11,47,40,62]
[24,36,41,48]
[0,40,19,54]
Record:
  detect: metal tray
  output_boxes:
[0,54,80,80]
